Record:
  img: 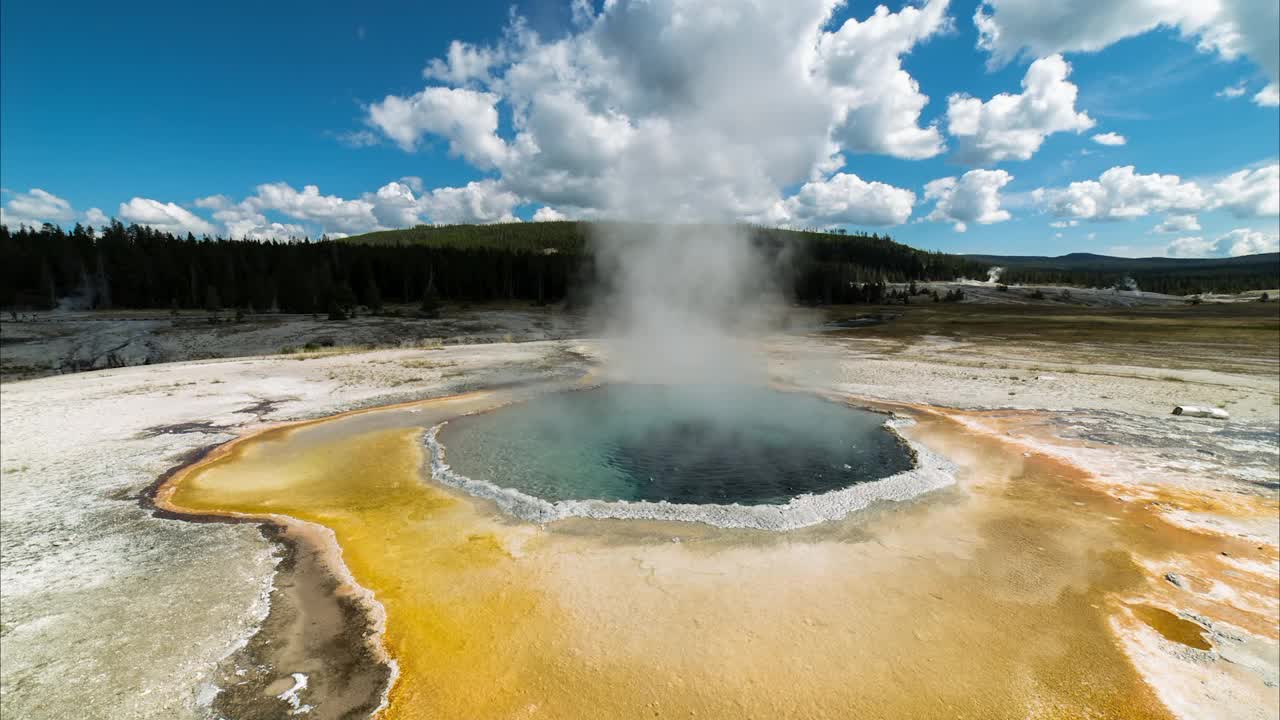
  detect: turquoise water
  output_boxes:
[437,385,913,506]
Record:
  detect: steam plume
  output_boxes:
[590,222,782,386]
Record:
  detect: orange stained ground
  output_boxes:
[163,396,1273,720]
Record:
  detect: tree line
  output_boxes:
[996,266,1279,296]
[0,220,991,313]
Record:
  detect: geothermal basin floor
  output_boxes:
[156,385,1277,719]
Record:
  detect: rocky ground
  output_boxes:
[0,304,587,381]
[5,288,1270,381]
[1,302,1276,719]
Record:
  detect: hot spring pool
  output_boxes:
[434,385,915,510]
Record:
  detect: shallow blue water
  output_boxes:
[437,385,913,506]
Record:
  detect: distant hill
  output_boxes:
[963,252,1278,271]
[962,252,1279,294]
[339,221,591,252]
[339,221,987,304]
[342,225,1279,295]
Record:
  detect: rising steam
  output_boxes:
[589,222,782,385]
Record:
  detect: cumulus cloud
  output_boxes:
[206,182,403,238]
[84,208,109,226]
[244,183,379,234]
[974,0,1279,92]
[1153,214,1201,233]
[1092,132,1126,146]
[194,194,233,210]
[946,55,1094,164]
[532,206,568,222]
[232,179,518,233]
[1,188,76,227]
[418,180,521,225]
[1213,164,1280,218]
[1034,162,1280,221]
[368,181,423,228]
[424,40,506,86]
[118,198,217,236]
[923,169,1014,231]
[360,0,953,223]
[366,87,508,168]
[1166,228,1279,257]
[221,214,309,241]
[154,177,528,239]
[818,1,950,160]
[1215,227,1279,255]
[1035,166,1206,219]
[4,176,530,239]
[1164,235,1217,258]
[209,200,309,240]
[768,172,916,227]
[977,0,1280,109]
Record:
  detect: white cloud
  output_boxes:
[1036,162,1279,227]
[1216,228,1279,255]
[366,87,508,168]
[532,206,568,222]
[184,178,528,238]
[1213,164,1280,218]
[977,0,1280,111]
[418,180,520,225]
[118,198,216,236]
[424,40,506,86]
[770,172,916,227]
[757,170,911,226]
[1035,165,1209,220]
[1164,235,1217,258]
[360,0,952,223]
[946,55,1094,164]
[1153,214,1200,233]
[1217,82,1248,98]
[1165,228,1279,257]
[226,216,309,241]
[1049,219,1078,228]
[818,0,950,160]
[83,208,109,226]
[923,169,1014,231]
[209,201,309,240]
[1091,132,1126,146]
[974,0,1279,95]
[1,188,76,227]
[194,194,232,210]
[5,177,531,239]
[244,183,380,234]
[369,181,423,228]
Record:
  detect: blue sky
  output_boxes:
[2,0,1277,257]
